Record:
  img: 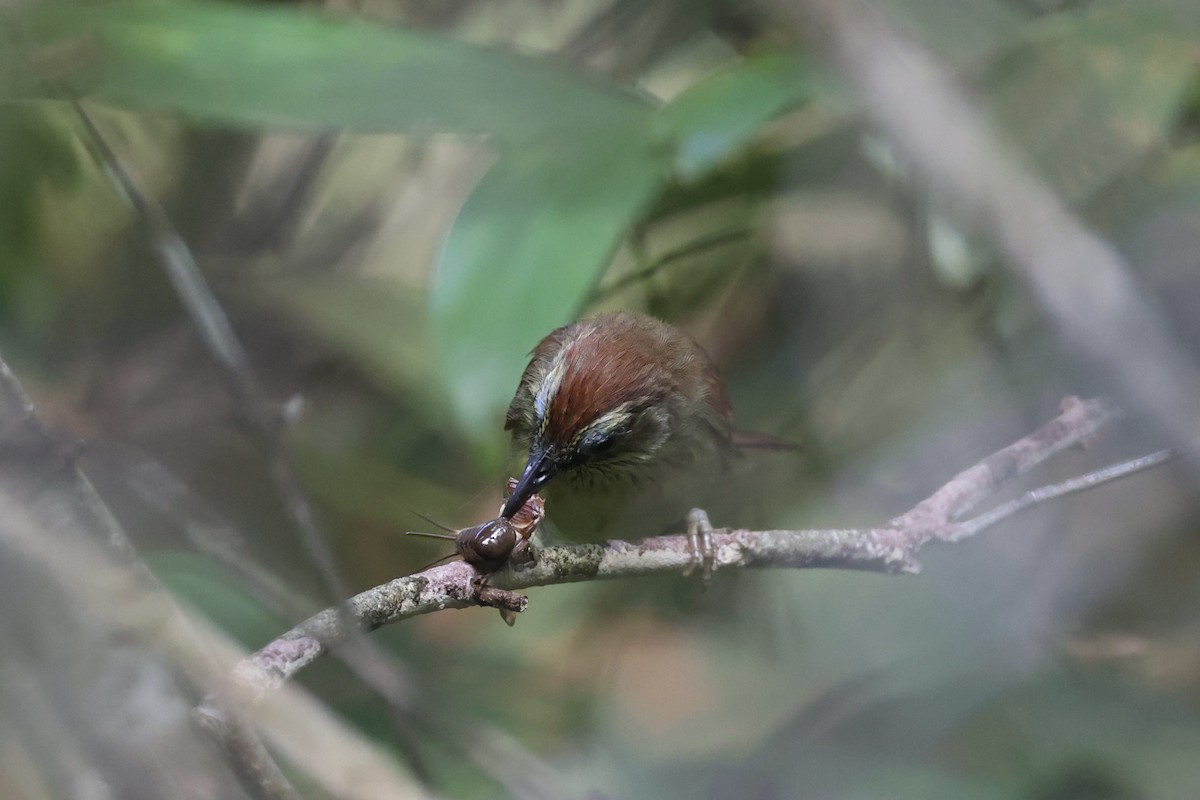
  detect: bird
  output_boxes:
[499,310,791,577]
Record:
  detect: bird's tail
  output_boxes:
[731,430,802,452]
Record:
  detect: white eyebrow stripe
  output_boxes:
[534,360,565,421]
[533,325,597,430]
[590,406,632,431]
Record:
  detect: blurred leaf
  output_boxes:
[652,53,821,180]
[987,0,1199,202]
[20,0,651,143]
[848,762,1015,800]
[254,274,434,401]
[972,669,1200,799]
[432,52,822,453]
[147,550,287,649]
[0,105,81,339]
[293,446,465,533]
[882,0,1024,68]
[1101,145,1200,351]
[430,136,665,457]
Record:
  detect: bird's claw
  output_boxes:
[681,507,716,585]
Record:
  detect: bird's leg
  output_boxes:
[681,507,716,584]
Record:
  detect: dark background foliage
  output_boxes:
[3,0,1200,797]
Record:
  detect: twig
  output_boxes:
[948,449,1173,542]
[227,395,1158,694]
[590,227,753,302]
[891,395,1119,532]
[201,709,300,800]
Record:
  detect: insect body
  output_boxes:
[406,480,545,574]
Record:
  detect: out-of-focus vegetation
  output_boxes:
[2,0,1200,797]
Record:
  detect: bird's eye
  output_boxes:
[579,428,619,456]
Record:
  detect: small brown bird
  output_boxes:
[500,310,788,575]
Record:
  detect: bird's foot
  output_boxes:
[507,539,535,569]
[681,507,716,585]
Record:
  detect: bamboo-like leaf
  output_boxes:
[18,0,651,142]
[430,136,664,458]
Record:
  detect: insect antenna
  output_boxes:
[411,511,458,533]
[404,530,456,541]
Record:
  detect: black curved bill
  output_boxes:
[501,447,556,518]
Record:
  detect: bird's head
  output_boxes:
[500,312,731,519]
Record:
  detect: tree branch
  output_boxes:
[221,395,1157,699]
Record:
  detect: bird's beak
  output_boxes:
[502,445,556,519]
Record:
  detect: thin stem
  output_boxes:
[71,101,255,381]
[591,227,752,303]
[947,449,1174,542]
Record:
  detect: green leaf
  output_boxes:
[0,106,80,334]
[292,445,466,532]
[147,551,287,649]
[429,53,825,454]
[974,668,1200,798]
[430,135,664,459]
[653,53,822,180]
[20,0,651,142]
[255,274,434,399]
